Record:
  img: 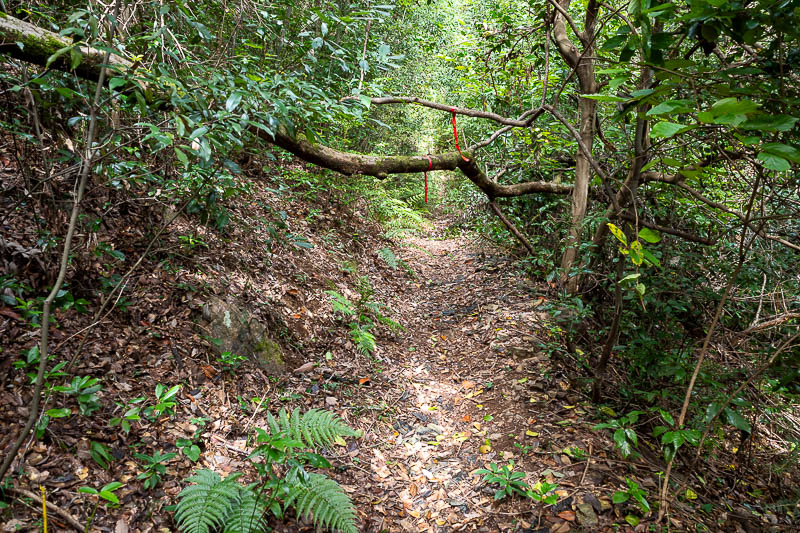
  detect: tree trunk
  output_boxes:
[560,95,596,291]
[550,0,599,292]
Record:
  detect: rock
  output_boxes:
[575,503,598,528]
[201,296,284,373]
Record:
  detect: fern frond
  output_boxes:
[325,290,355,317]
[377,247,398,270]
[222,484,269,533]
[349,324,376,356]
[284,473,358,533]
[176,469,240,533]
[265,408,359,448]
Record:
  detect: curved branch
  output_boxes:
[369,96,538,127]
[268,128,572,198]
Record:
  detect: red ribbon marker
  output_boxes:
[451,108,470,162]
[424,155,432,203]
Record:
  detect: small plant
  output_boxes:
[178,233,209,252]
[144,383,181,420]
[349,323,377,356]
[177,437,202,462]
[528,479,559,505]
[109,396,145,434]
[378,247,398,270]
[175,408,360,533]
[217,351,247,371]
[593,410,645,458]
[54,375,103,415]
[475,461,530,501]
[613,477,651,514]
[78,481,124,531]
[134,450,177,490]
[90,441,115,470]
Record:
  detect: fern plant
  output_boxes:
[349,323,377,356]
[377,247,398,270]
[176,408,360,533]
[326,279,403,359]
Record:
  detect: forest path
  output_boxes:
[343,229,597,533]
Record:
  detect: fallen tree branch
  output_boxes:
[0,13,131,82]
[488,200,537,255]
[269,128,573,198]
[740,313,800,335]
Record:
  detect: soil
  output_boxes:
[1,161,796,533]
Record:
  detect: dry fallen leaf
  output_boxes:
[293,361,315,373]
[558,510,576,522]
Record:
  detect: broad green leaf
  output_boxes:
[651,122,688,138]
[46,408,71,418]
[581,94,627,102]
[70,47,82,70]
[709,98,759,116]
[638,227,661,243]
[760,142,800,163]
[174,147,189,166]
[705,402,723,424]
[646,100,693,116]
[225,92,243,112]
[46,45,72,68]
[635,283,646,297]
[613,491,630,504]
[757,152,790,171]
[724,408,751,433]
[620,273,640,283]
[741,115,798,132]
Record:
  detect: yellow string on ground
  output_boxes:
[40,486,47,533]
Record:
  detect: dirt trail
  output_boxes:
[340,232,597,533]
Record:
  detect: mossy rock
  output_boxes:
[201,296,284,373]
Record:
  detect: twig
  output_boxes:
[9,486,84,531]
[0,0,122,484]
[579,443,593,485]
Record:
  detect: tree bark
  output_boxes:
[269,129,572,198]
[0,13,132,81]
[551,0,599,292]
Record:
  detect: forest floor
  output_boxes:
[2,163,794,533]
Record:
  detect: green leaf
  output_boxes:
[78,487,98,495]
[46,408,71,418]
[620,273,640,283]
[760,142,800,163]
[46,45,72,68]
[651,121,689,138]
[724,408,751,433]
[638,227,661,243]
[646,99,693,116]
[741,115,798,132]
[174,147,189,166]
[70,47,82,70]
[225,92,243,112]
[757,152,790,171]
[709,98,759,116]
[613,491,630,504]
[581,94,627,102]
[625,514,641,526]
